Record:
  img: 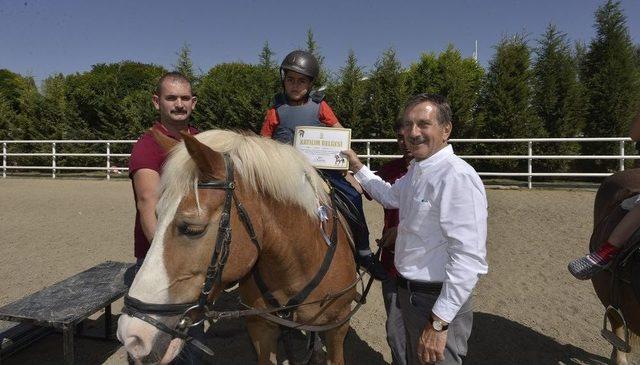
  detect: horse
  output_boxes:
[590,168,640,365]
[116,129,359,364]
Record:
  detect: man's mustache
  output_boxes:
[407,136,426,145]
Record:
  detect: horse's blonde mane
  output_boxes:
[157,130,329,220]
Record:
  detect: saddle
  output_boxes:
[591,168,640,303]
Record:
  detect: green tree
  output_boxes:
[194,62,275,133]
[65,61,166,141]
[0,96,17,139]
[174,43,196,81]
[305,28,328,88]
[532,24,585,172]
[362,48,407,158]
[581,0,640,171]
[259,41,277,70]
[479,34,544,171]
[405,46,484,152]
[327,50,366,135]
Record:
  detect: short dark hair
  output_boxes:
[402,93,452,126]
[155,72,192,96]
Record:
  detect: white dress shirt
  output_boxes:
[355,144,488,322]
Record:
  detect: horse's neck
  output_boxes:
[257,198,327,286]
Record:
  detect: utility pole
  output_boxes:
[473,40,478,62]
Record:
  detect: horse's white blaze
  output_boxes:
[117,197,182,361]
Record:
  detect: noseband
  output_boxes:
[122,153,257,354]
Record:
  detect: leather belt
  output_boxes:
[396,276,442,295]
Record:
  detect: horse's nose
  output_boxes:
[118,315,154,360]
[124,334,152,360]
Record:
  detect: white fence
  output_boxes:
[1,137,638,188]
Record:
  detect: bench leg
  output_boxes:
[105,304,112,338]
[63,325,74,365]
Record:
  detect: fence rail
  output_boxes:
[1,137,637,188]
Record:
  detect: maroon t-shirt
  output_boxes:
[373,157,409,278]
[128,122,199,259]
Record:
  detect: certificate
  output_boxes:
[293,126,351,170]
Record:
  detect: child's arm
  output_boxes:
[319,101,344,128]
[629,107,640,141]
[260,108,279,138]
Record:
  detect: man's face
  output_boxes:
[400,102,451,161]
[152,79,196,125]
[283,71,312,102]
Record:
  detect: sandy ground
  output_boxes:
[0,178,615,364]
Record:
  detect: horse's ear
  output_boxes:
[181,132,225,180]
[151,127,179,153]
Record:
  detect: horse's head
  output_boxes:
[117,132,264,364]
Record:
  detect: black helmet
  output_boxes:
[280,50,319,80]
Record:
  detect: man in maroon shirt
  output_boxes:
[371,121,411,365]
[128,72,198,268]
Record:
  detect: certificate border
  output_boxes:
[293,126,352,170]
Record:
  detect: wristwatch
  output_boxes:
[429,316,449,332]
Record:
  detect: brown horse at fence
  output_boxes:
[590,168,640,365]
[116,129,358,364]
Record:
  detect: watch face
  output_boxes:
[433,320,443,331]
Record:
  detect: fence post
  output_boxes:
[366,141,371,169]
[2,142,6,178]
[620,140,625,171]
[106,142,111,180]
[528,141,533,189]
[52,142,56,179]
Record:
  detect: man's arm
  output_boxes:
[341,149,402,209]
[418,172,488,364]
[133,169,161,242]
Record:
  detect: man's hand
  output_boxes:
[417,318,448,364]
[376,226,397,248]
[341,149,364,173]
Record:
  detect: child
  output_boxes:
[260,50,387,281]
[569,108,640,279]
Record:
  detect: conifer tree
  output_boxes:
[173,43,198,85]
[305,29,328,88]
[328,50,366,136]
[480,34,544,171]
[581,0,640,171]
[363,48,407,157]
[532,24,585,172]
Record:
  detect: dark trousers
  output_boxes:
[382,277,407,365]
[321,170,370,252]
[397,286,473,365]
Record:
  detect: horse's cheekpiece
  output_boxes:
[122,153,370,357]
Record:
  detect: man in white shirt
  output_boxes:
[342,94,488,365]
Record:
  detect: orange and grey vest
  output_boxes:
[272,92,324,145]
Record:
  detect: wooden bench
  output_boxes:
[0,261,133,365]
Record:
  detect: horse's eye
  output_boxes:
[177,223,207,238]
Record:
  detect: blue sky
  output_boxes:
[1,0,638,84]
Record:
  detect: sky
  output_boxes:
[1,0,639,85]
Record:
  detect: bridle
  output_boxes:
[122,153,254,354]
[121,152,371,358]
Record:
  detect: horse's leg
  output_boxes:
[323,322,350,365]
[246,317,280,365]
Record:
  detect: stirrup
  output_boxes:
[601,305,631,353]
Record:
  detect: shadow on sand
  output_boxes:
[467,312,609,365]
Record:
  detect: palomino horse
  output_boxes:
[590,168,640,365]
[117,130,358,364]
